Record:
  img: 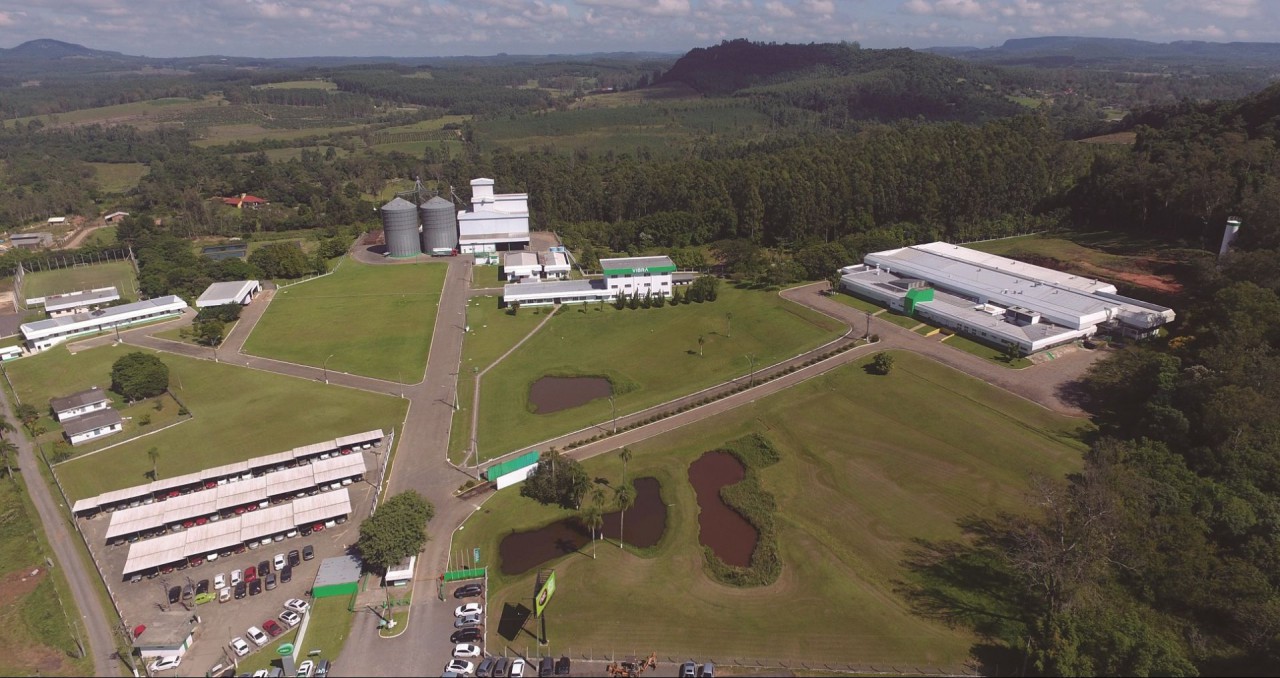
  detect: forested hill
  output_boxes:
[943,35,1280,68]
[656,38,1021,123]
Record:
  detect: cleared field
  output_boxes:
[0,480,94,676]
[3,343,408,500]
[570,82,703,108]
[193,124,361,147]
[8,97,209,127]
[20,260,138,301]
[366,139,462,156]
[966,232,1187,295]
[252,80,337,90]
[474,287,844,459]
[88,162,149,193]
[373,115,470,133]
[82,226,118,248]
[459,352,1087,666]
[243,261,446,383]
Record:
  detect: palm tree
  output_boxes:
[582,505,604,559]
[615,484,636,550]
[619,447,633,485]
[147,447,160,480]
[0,439,16,481]
[698,335,705,357]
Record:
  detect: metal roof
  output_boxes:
[313,554,362,588]
[195,280,259,307]
[63,408,122,437]
[293,490,352,526]
[381,196,416,211]
[312,454,365,485]
[22,296,186,337]
[599,256,676,275]
[43,288,120,313]
[49,386,110,415]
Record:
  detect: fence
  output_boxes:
[493,646,977,677]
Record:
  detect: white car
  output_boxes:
[148,656,182,672]
[279,609,301,627]
[231,569,243,586]
[297,659,315,677]
[453,643,482,658]
[252,672,270,678]
[218,587,231,603]
[509,658,527,678]
[274,553,287,571]
[246,626,269,647]
[446,660,475,675]
[284,598,310,614]
[230,637,251,657]
[454,603,483,617]
[214,573,226,590]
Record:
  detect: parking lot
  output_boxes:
[76,444,387,676]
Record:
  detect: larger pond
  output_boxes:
[499,477,666,575]
[688,451,759,568]
[528,376,612,414]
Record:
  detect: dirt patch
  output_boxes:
[1078,131,1136,145]
[0,567,71,676]
[0,566,45,608]
[688,451,759,568]
[528,376,612,415]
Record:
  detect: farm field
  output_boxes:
[4,343,408,500]
[252,80,337,90]
[458,352,1088,667]
[243,261,446,383]
[192,124,362,147]
[20,260,138,301]
[88,162,148,193]
[473,286,844,459]
[8,97,212,127]
[0,479,93,677]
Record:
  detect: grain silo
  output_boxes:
[419,196,458,254]
[381,197,421,258]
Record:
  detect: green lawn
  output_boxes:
[470,265,501,289]
[83,226,118,248]
[29,392,185,462]
[4,344,408,500]
[448,297,548,462]
[0,480,94,676]
[474,287,844,459]
[830,291,883,315]
[877,310,921,330]
[88,162,149,193]
[942,334,1034,369]
[153,320,238,347]
[20,261,138,301]
[458,352,1088,667]
[9,97,209,127]
[243,261,445,382]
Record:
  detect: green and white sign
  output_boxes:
[534,570,556,618]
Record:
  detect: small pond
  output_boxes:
[528,376,613,414]
[499,477,666,575]
[688,451,759,568]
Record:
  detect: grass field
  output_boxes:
[193,124,360,147]
[27,392,185,460]
[4,344,408,500]
[457,352,1088,666]
[0,479,94,676]
[830,291,883,315]
[942,334,1034,369]
[88,162,149,193]
[82,226,118,248]
[448,296,547,461]
[366,139,463,156]
[470,265,501,289]
[243,261,446,383]
[8,97,209,127]
[20,260,138,301]
[252,80,337,90]
[473,287,844,459]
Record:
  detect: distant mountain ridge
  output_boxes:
[928,35,1280,67]
[1,39,127,59]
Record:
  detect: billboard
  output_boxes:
[534,569,556,618]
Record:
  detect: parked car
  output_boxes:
[181,584,194,601]
[281,566,292,584]
[243,565,257,583]
[234,582,247,599]
[555,656,571,676]
[257,561,269,578]
[297,659,315,677]
[249,579,262,596]
[273,553,287,571]
[476,657,495,677]
[218,587,231,603]
[196,579,209,595]
[454,643,482,658]
[302,545,315,561]
[214,573,226,590]
[699,662,715,677]
[680,661,697,678]
[231,569,242,586]
[538,656,554,677]
[230,637,250,657]
[454,583,483,599]
[279,609,301,627]
[266,572,277,590]
[284,598,310,614]
[263,619,284,637]
[315,659,330,677]
[454,613,481,628]
[451,627,481,644]
[167,586,181,604]
[491,657,509,678]
[148,656,182,672]
[508,658,527,678]
[288,550,301,567]
[445,660,475,676]
[246,626,269,646]
[455,603,483,617]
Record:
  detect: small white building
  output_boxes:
[502,254,678,308]
[195,280,261,308]
[502,252,541,282]
[47,216,67,225]
[384,555,416,587]
[132,611,199,660]
[64,408,123,446]
[103,211,130,223]
[20,296,188,351]
[601,256,676,298]
[539,251,571,279]
[39,287,121,318]
[458,178,530,253]
[50,386,111,423]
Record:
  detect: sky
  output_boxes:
[0,0,1275,58]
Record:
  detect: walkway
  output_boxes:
[466,306,559,467]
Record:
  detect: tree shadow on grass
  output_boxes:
[497,602,534,642]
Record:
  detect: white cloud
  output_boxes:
[903,0,988,19]
[765,1,798,18]
[0,12,18,27]
[577,0,692,16]
[1196,0,1259,19]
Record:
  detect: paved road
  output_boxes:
[0,384,124,676]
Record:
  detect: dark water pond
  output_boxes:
[499,477,666,575]
[688,451,759,568]
[528,376,612,414]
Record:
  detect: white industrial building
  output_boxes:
[502,251,542,281]
[37,287,121,317]
[502,255,677,307]
[457,178,530,253]
[540,250,571,279]
[50,386,111,422]
[839,242,1176,355]
[64,408,123,446]
[20,296,188,351]
[195,280,260,308]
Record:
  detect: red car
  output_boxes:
[205,481,217,490]
[195,517,208,526]
[340,448,352,455]
[167,490,180,499]
[182,520,195,529]
[234,506,247,515]
[312,523,324,533]
[262,619,283,637]
[246,504,259,513]
[243,566,257,583]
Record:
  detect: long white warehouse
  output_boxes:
[839,242,1175,355]
[20,296,188,351]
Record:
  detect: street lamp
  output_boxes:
[745,354,756,388]
[323,354,335,384]
[609,395,617,434]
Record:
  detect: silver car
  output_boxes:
[453,613,482,628]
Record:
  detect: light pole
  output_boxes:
[745,354,756,387]
[323,353,335,384]
[608,395,617,434]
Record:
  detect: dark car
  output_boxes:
[454,583,483,599]
[288,550,301,568]
[263,619,283,637]
[265,572,277,591]
[249,579,262,596]
[167,586,181,604]
[234,582,247,599]
[451,627,482,644]
[538,656,554,677]
[302,545,315,561]
[257,561,269,578]
[280,566,292,584]
[196,579,209,595]
[181,584,194,601]
[491,658,508,678]
[555,656,570,676]
[476,657,495,678]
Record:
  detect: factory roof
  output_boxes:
[504,279,605,296]
[313,554,363,589]
[195,280,259,308]
[22,296,186,337]
[504,251,540,268]
[50,386,110,415]
[43,288,120,313]
[62,408,122,437]
[539,251,570,269]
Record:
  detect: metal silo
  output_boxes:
[419,196,457,254]
[381,197,421,258]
